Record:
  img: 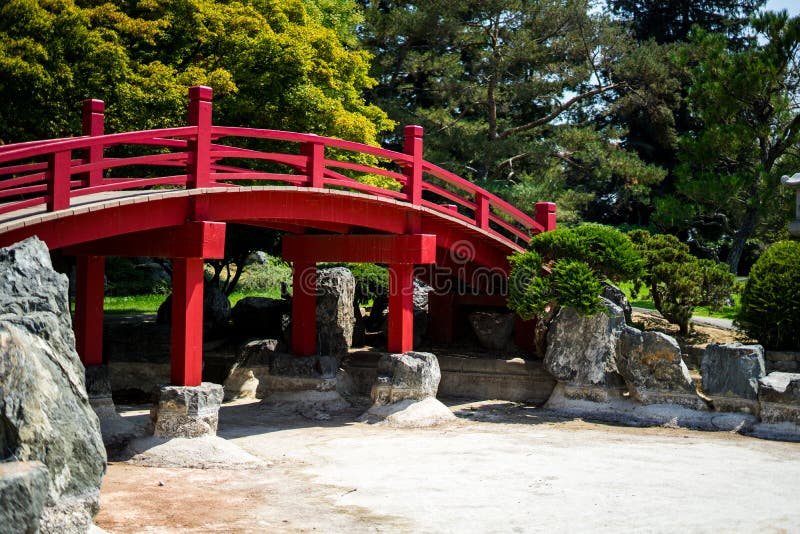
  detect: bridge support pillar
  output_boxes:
[292,261,317,356]
[74,255,105,366]
[171,257,204,387]
[388,263,415,353]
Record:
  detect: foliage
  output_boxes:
[529,223,644,282]
[234,258,293,293]
[207,225,282,295]
[360,0,665,222]
[607,0,765,44]
[508,224,641,319]
[319,262,388,305]
[736,240,800,350]
[0,0,393,144]
[104,257,170,296]
[629,230,734,334]
[654,13,800,274]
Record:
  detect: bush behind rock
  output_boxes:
[736,240,800,350]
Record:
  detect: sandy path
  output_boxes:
[96,400,800,533]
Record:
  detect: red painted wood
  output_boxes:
[403,125,423,205]
[301,141,325,188]
[292,261,317,356]
[46,150,71,211]
[74,255,105,366]
[475,192,490,230]
[388,263,415,353]
[170,257,204,386]
[535,202,557,232]
[283,234,436,264]
[427,292,455,344]
[64,221,226,259]
[81,99,105,187]
[187,86,213,190]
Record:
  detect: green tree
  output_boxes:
[0,0,392,144]
[607,0,765,44]
[629,230,734,334]
[360,0,665,222]
[664,12,800,274]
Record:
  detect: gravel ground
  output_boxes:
[95,399,800,533]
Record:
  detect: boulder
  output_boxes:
[701,343,765,409]
[0,237,106,532]
[370,351,441,405]
[601,282,632,323]
[544,298,626,399]
[149,383,224,439]
[469,311,515,351]
[758,372,800,425]
[0,461,49,534]
[246,250,270,265]
[316,267,355,359]
[617,326,704,409]
[231,296,289,339]
[157,281,231,339]
[360,352,454,426]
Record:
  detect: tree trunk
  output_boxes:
[727,206,758,275]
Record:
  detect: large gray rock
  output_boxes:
[316,267,355,359]
[617,326,703,409]
[758,372,800,424]
[0,461,49,534]
[0,237,106,532]
[157,280,231,339]
[544,299,626,396]
[701,343,765,402]
[469,311,515,351]
[361,352,454,426]
[231,296,289,339]
[149,383,224,438]
[601,282,632,323]
[371,351,441,406]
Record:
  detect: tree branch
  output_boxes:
[497,82,626,140]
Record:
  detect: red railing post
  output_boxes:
[535,202,557,232]
[403,125,423,204]
[475,192,490,230]
[46,150,71,211]
[301,140,325,188]
[81,99,104,187]
[187,86,213,189]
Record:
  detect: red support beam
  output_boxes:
[301,141,325,189]
[403,125,423,205]
[291,261,317,356]
[74,255,105,366]
[81,99,104,187]
[46,150,71,212]
[535,202,557,233]
[187,86,213,190]
[475,192,490,230]
[388,263,415,353]
[283,234,436,264]
[64,221,226,259]
[170,257,204,386]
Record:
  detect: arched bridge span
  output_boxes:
[0,86,556,387]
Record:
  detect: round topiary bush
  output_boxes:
[736,240,800,350]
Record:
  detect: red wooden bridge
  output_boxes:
[0,86,555,386]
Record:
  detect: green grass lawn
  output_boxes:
[617,282,739,320]
[96,287,283,315]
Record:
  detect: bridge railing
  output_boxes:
[0,86,555,247]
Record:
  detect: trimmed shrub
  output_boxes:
[530,223,644,282]
[509,224,640,319]
[629,230,734,334]
[736,240,800,350]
